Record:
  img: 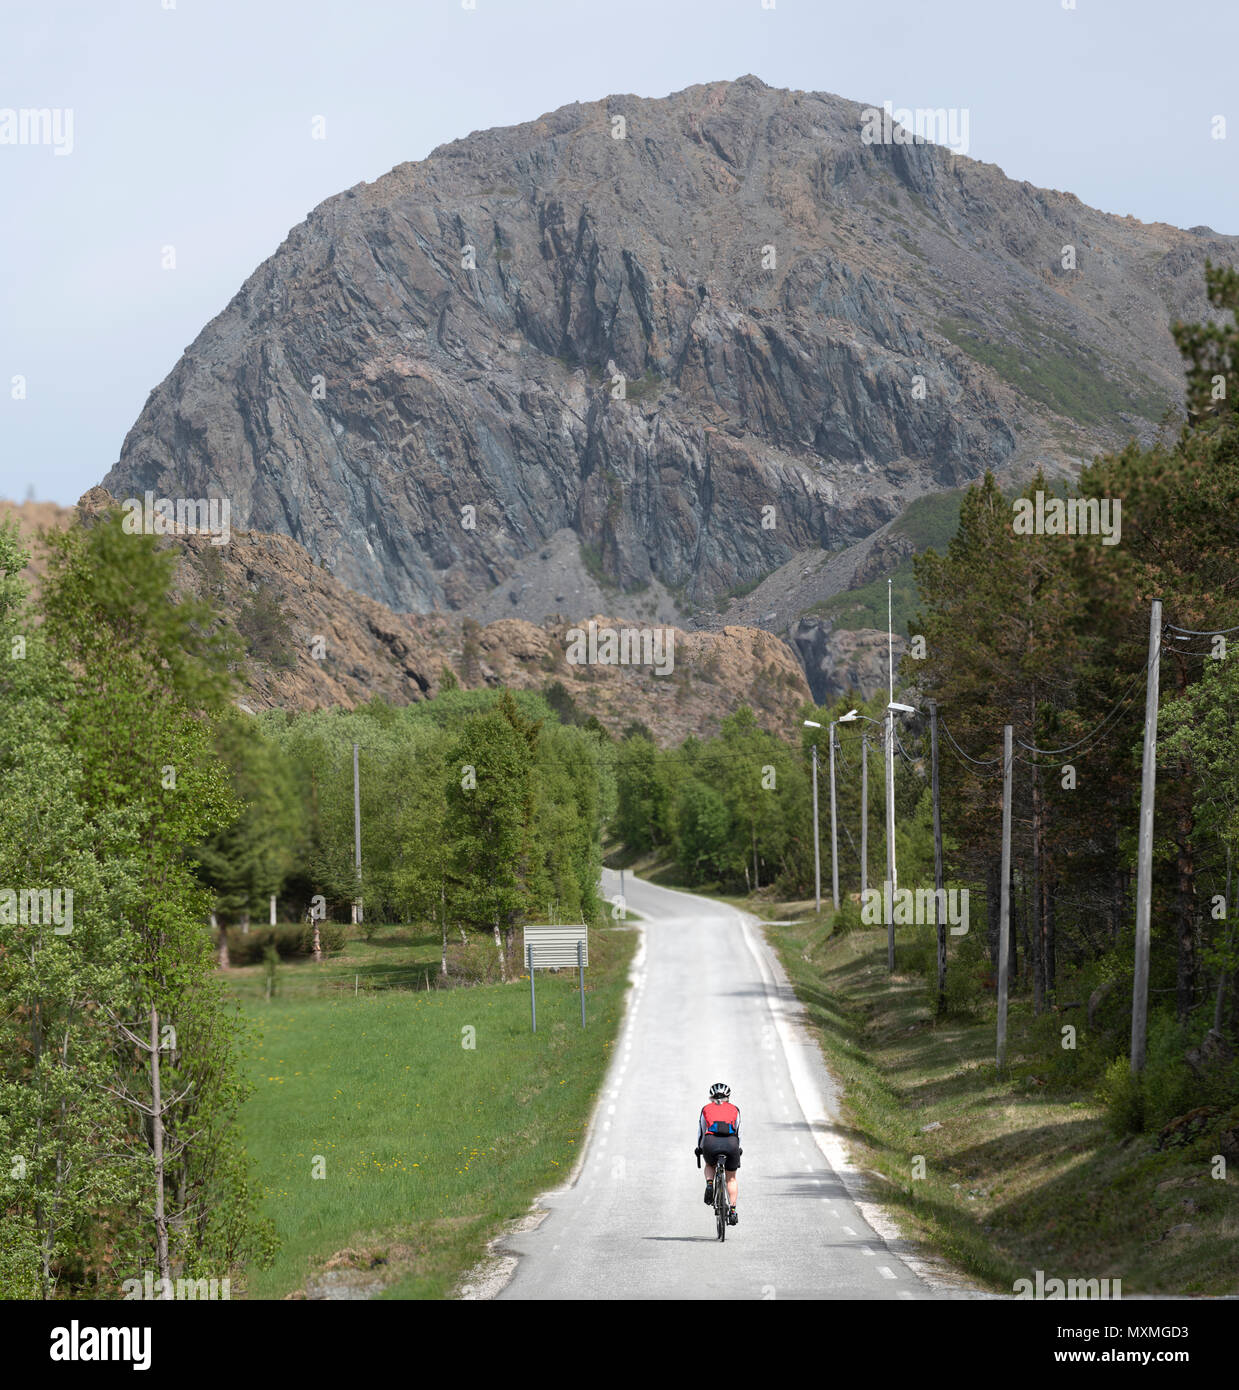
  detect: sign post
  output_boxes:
[577,938,586,1027]
[522,925,589,1034]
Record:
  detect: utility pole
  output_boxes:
[829,722,840,911]
[811,741,821,914]
[997,724,1013,1072]
[1131,599,1162,1074]
[860,732,869,897]
[1215,846,1232,1034]
[352,742,363,926]
[930,700,946,1012]
[885,708,897,971]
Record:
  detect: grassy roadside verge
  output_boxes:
[641,865,1236,1296]
[229,922,636,1299]
[760,908,1238,1295]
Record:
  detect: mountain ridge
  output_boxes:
[101,76,1233,632]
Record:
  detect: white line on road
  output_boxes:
[879,1267,897,1280]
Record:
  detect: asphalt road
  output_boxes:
[496,871,974,1300]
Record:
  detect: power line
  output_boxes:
[938,718,1003,768]
[1013,634,1166,757]
[893,732,918,764]
[1166,621,1239,636]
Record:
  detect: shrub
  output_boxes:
[1096,1014,1229,1136]
[940,926,987,1020]
[449,935,503,984]
[236,591,296,669]
[830,897,865,937]
[300,922,347,957]
[223,922,346,966]
[1099,1054,1146,1136]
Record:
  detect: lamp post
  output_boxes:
[886,578,896,964]
[840,706,912,972]
[829,720,840,911]
[885,700,918,971]
[804,721,823,912]
[810,711,859,912]
[860,730,869,895]
[838,713,880,903]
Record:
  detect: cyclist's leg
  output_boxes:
[701,1138,718,1185]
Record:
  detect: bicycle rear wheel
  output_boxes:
[715,1166,726,1242]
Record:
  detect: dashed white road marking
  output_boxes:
[879,1267,897,1280]
[842,1226,856,1236]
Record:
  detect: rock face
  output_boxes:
[791,619,904,705]
[5,495,812,744]
[100,76,1235,624]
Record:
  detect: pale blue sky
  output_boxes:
[2,0,1236,505]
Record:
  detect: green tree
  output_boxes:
[614,734,670,854]
[195,712,300,933]
[443,691,543,976]
[35,513,273,1289]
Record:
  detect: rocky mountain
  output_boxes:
[2,496,812,744]
[100,76,1234,640]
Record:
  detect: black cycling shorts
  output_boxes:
[701,1135,741,1171]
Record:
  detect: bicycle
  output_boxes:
[696,1147,729,1242]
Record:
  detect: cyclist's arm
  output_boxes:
[734,1107,741,1141]
[697,1109,706,1147]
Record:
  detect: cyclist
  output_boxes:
[695,1082,741,1226]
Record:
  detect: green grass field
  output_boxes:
[224,924,444,1004]
[230,922,636,1298]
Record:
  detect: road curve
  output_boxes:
[496,871,976,1300]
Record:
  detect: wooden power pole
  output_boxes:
[997,724,1013,1073]
[930,700,946,1013]
[1131,600,1162,1074]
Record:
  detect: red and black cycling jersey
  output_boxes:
[698,1101,741,1144]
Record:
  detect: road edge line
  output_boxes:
[454,887,646,1300]
[731,900,984,1298]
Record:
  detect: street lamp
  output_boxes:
[838,709,872,895]
[808,711,857,912]
[804,720,822,912]
[843,701,940,978]
[884,700,925,972]
[839,707,901,969]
